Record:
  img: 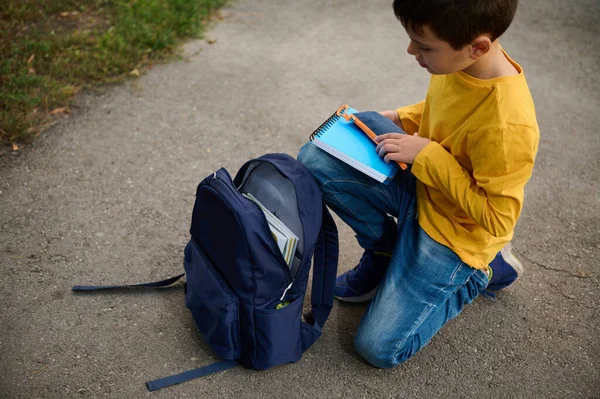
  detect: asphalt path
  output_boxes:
[1,0,598,398]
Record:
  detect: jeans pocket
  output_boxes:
[184,240,241,359]
[253,294,304,370]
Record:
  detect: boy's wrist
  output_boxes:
[379,110,403,129]
[394,110,404,130]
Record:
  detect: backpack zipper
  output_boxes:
[213,169,295,295]
[211,170,248,209]
[280,281,293,301]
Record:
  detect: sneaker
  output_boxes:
[334,250,391,303]
[487,243,524,291]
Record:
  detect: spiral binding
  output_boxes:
[309,111,342,141]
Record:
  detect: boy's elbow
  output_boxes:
[483,208,518,238]
[486,222,513,238]
[479,194,523,237]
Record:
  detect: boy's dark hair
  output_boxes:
[392,0,518,50]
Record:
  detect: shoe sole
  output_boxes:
[334,286,379,303]
[499,243,524,289]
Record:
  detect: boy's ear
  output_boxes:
[469,36,492,60]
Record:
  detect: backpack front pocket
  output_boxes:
[253,293,304,370]
[184,240,241,360]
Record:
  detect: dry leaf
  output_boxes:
[130,68,140,77]
[27,54,35,64]
[576,269,590,278]
[50,107,69,115]
[28,67,36,74]
[12,143,19,151]
[206,38,217,44]
[60,12,70,17]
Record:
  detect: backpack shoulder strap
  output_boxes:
[71,274,184,291]
[303,201,338,339]
[145,359,238,391]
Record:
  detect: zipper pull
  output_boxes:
[280,280,293,301]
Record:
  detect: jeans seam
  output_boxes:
[391,301,436,367]
[397,209,416,227]
[323,179,394,243]
[449,262,466,284]
[329,190,380,241]
[389,261,467,367]
[322,179,394,201]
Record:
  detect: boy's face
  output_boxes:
[405,25,475,75]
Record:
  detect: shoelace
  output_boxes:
[480,290,497,303]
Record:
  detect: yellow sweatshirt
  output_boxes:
[397,53,539,270]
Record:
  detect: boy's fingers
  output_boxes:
[384,153,401,163]
[376,137,403,152]
[375,134,390,142]
[375,133,403,142]
[376,140,393,152]
[377,143,401,157]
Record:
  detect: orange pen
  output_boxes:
[336,105,408,171]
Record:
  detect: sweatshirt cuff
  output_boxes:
[396,108,414,134]
[411,142,444,184]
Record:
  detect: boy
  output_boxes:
[298,0,539,368]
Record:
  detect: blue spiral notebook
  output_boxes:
[309,106,399,183]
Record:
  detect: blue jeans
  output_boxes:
[298,143,489,368]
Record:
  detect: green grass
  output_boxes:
[0,0,228,145]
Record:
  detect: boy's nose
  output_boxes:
[407,41,418,56]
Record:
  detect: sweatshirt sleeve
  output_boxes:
[411,124,539,237]
[396,101,425,135]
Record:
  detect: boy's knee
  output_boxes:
[297,142,322,171]
[297,143,342,187]
[354,327,418,369]
[353,329,397,369]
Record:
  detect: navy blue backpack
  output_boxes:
[73,153,339,391]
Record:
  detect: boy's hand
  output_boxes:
[379,110,403,129]
[375,133,431,164]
